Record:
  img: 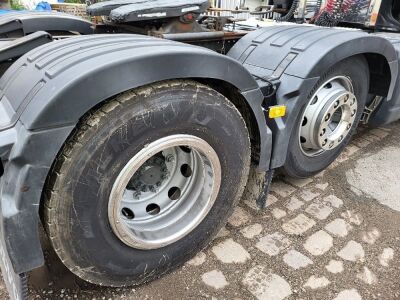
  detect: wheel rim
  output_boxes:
[299,76,357,157]
[108,134,221,249]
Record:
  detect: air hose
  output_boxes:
[315,0,342,26]
[277,0,300,22]
[314,0,365,27]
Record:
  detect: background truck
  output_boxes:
[0,0,399,298]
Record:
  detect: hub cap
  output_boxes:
[299,76,357,157]
[108,134,221,249]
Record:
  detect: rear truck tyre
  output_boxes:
[283,56,369,178]
[43,80,251,286]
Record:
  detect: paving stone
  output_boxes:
[241,224,263,239]
[256,232,291,256]
[305,201,333,220]
[303,275,330,289]
[282,214,316,235]
[352,137,372,148]
[300,190,320,202]
[284,177,313,188]
[201,270,228,289]
[212,239,250,264]
[361,227,381,245]
[315,183,329,191]
[270,181,297,198]
[285,197,304,211]
[357,266,377,285]
[323,195,344,208]
[379,247,394,267]
[332,145,360,166]
[324,218,352,237]
[187,252,206,266]
[338,145,361,161]
[305,195,343,220]
[228,207,250,227]
[215,227,230,239]
[283,250,313,270]
[304,230,333,256]
[370,128,389,139]
[333,289,363,300]
[337,240,365,262]
[242,266,292,300]
[363,132,381,142]
[272,208,287,219]
[245,194,278,211]
[325,260,344,274]
[341,210,363,226]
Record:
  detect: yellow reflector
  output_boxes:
[269,105,286,119]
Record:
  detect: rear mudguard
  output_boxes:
[228,25,398,169]
[0,34,271,278]
[0,31,52,64]
[0,11,93,37]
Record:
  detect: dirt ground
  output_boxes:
[0,121,399,300]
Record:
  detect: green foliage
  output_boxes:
[10,0,25,10]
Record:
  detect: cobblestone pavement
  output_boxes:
[1,122,400,300]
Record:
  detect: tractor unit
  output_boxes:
[0,0,399,298]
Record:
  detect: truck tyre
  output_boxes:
[43,80,250,286]
[284,56,369,178]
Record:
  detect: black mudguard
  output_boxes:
[228,24,398,169]
[369,32,400,126]
[0,33,271,288]
[0,31,52,63]
[0,11,93,37]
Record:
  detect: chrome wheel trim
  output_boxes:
[299,76,357,157]
[108,134,221,250]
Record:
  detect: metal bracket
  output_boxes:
[361,96,383,124]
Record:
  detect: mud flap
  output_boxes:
[256,169,275,209]
[0,231,28,300]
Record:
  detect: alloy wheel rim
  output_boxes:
[108,134,221,249]
[299,76,357,157]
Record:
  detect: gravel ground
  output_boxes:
[1,121,400,300]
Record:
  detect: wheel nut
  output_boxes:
[322,140,327,146]
[344,95,349,102]
[338,135,343,142]
[166,154,174,162]
[329,142,334,148]
[325,114,331,121]
[320,128,326,136]
[334,101,339,108]
[347,123,351,130]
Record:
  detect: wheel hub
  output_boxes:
[128,154,168,194]
[108,135,221,250]
[299,76,357,157]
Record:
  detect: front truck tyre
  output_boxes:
[43,80,251,286]
[283,56,369,178]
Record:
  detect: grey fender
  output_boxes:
[228,25,398,168]
[0,34,271,274]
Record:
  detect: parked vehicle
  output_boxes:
[0,0,399,298]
